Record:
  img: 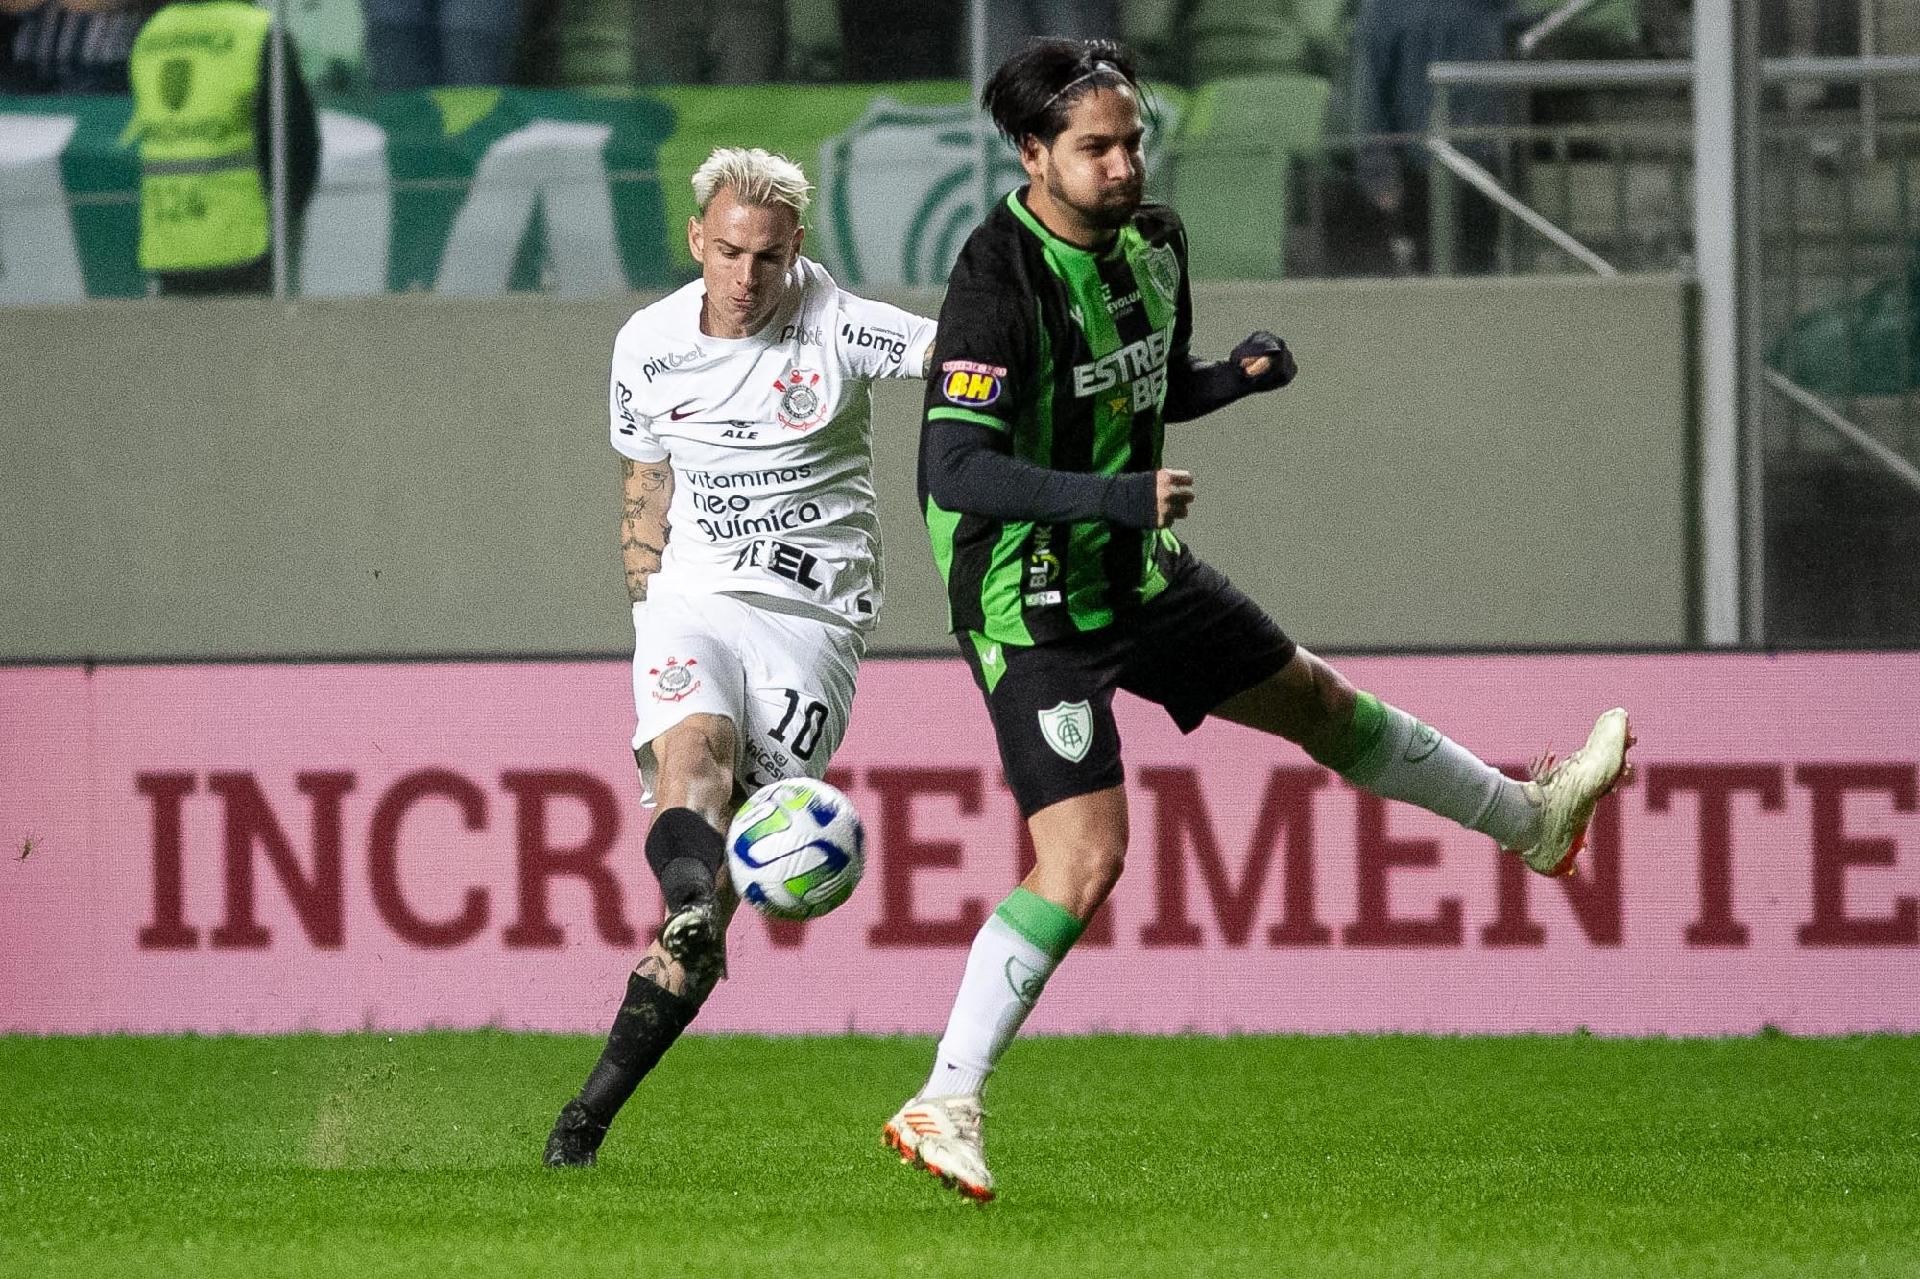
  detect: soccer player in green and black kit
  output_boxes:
[882,38,1636,1202]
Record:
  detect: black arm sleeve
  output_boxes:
[925,420,1159,529]
[1164,357,1250,423]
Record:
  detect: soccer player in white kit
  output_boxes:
[545,147,935,1167]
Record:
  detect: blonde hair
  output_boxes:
[690,147,812,218]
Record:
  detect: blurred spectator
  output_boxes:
[982,0,1119,71]
[836,0,960,81]
[1349,0,1510,275]
[283,0,371,94]
[125,0,318,294]
[2,0,155,94]
[635,0,786,83]
[363,0,519,88]
[529,0,786,88]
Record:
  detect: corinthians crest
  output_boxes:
[648,656,701,703]
[773,368,826,431]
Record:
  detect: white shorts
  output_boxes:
[630,591,866,805]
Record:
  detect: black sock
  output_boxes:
[645,807,726,911]
[575,971,700,1124]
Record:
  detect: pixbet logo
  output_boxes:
[640,347,703,382]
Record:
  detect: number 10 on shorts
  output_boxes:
[771,689,828,760]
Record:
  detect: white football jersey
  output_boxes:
[609,256,935,630]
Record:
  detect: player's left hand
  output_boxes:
[1233,331,1296,391]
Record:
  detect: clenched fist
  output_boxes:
[1156,468,1195,527]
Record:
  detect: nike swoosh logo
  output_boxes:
[668,402,699,421]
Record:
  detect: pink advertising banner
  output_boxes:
[1,654,1915,1036]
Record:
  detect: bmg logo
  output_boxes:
[841,324,907,363]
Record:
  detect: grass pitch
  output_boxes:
[2,1032,1915,1278]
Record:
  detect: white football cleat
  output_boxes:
[884,1094,994,1202]
[1509,708,1635,877]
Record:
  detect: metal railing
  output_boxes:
[1423,56,1920,453]
[1417,52,1920,645]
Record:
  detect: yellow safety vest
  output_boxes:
[127,2,274,272]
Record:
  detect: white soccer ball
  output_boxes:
[726,778,865,921]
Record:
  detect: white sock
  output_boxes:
[922,889,1082,1099]
[1344,695,1542,850]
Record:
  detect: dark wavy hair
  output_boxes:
[981,38,1144,148]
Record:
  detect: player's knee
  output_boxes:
[1043,838,1126,916]
[1081,842,1126,901]
[1270,649,1357,754]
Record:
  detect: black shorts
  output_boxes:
[958,547,1297,818]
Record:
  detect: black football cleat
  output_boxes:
[543,1099,609,1168]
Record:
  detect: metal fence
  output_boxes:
[1383,54,1920,645]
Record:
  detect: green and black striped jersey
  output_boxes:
[920,188,1194,646]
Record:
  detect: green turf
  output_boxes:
[2,1032,1915,1278]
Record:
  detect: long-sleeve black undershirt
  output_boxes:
[923,419,1161,529]
[922,355,1260,529]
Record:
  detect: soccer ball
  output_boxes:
[726,778,865,921]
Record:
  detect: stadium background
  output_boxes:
[2,2,1917,1273]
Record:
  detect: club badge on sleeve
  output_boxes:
[941,360,1005,407]
[648,657,702,703]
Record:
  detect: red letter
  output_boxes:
[1343,793,1461,946]
[208,772,355,949]
[1139,767,1330,947]
[1796,764,1918,947]
[865,768,986,946]
[1645,764,1784,946]
[368,769,490,948]
[137,772,198,949]
[1483,766,1626,947]
[501,770,634,949]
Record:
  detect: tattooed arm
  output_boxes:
[620,457,674,602]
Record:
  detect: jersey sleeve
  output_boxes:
[835,292,938,381]
[922,271,1034,435]
[608,328,668,463]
